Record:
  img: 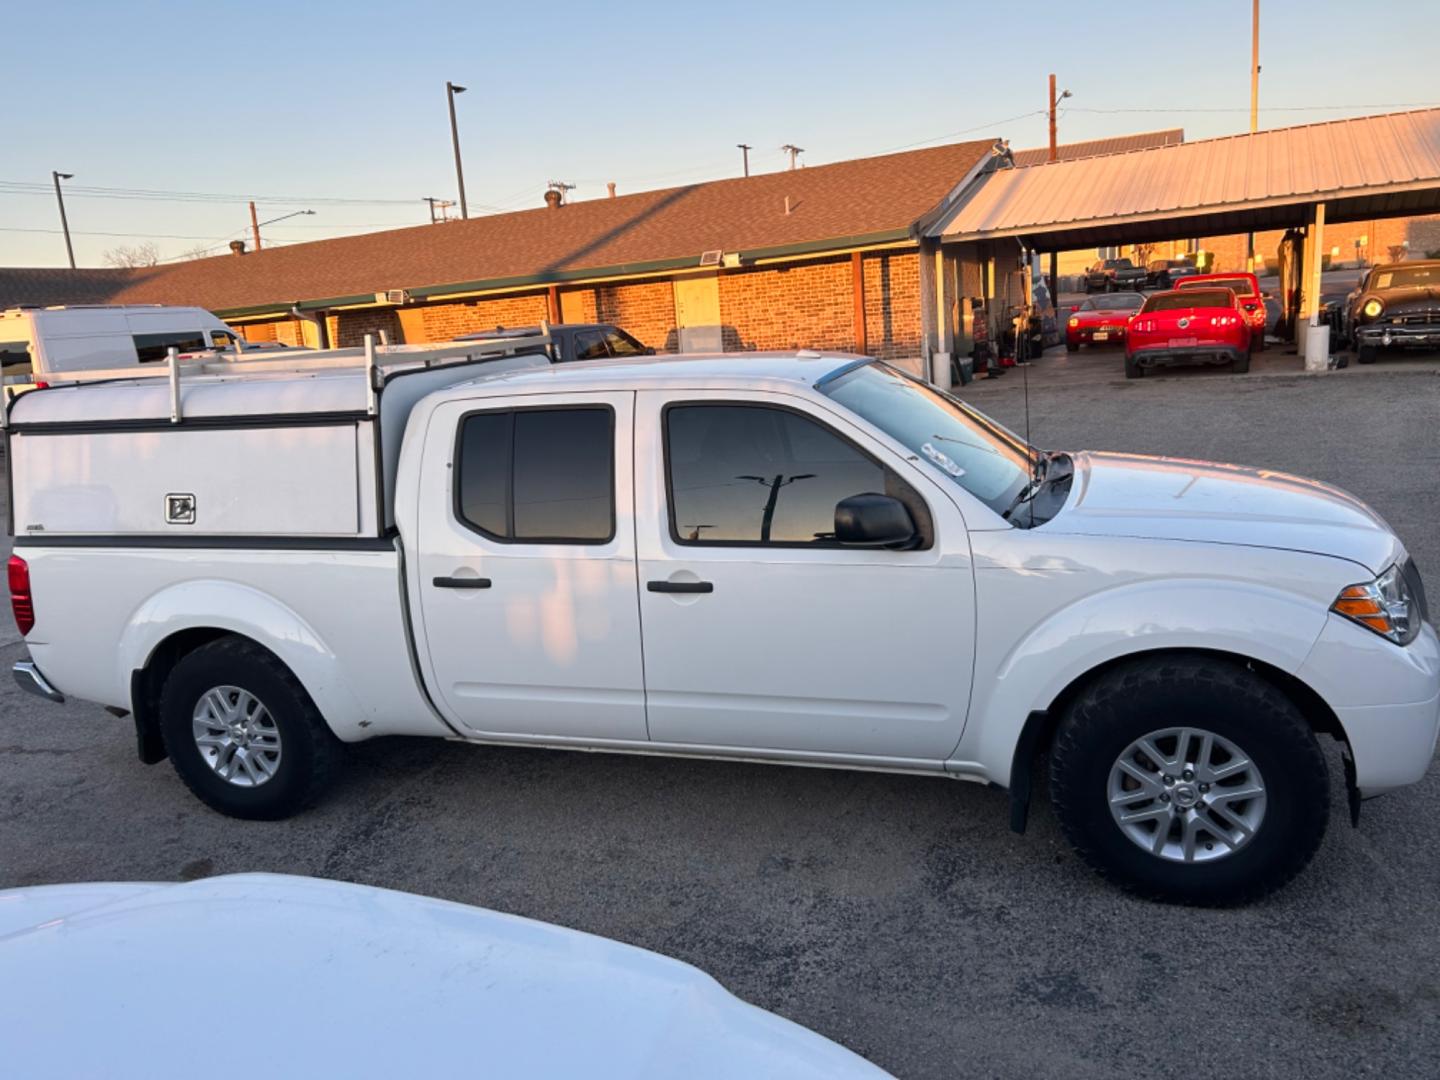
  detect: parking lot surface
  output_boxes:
[2,363,1438,1079]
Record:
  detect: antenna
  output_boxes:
[780,144,804,170]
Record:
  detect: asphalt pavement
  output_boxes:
[2,362,1438,1079]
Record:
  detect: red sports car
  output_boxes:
[1065,292,1145,351]
[1176,271,1267,350]
[1125,288,1251,378]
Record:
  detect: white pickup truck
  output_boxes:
[5,348,1437,904]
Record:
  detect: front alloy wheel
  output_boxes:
[1050,655,1328,905]
[1108,727,1266,863]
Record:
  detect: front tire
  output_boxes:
[1049,656,1328,905]
[1066,341,1079,352]
[159,637,342,820]
[1357,345,1378,364]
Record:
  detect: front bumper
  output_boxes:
[1355,324,1440,348]
[1128,344,1245,368]
[1068,327,1127,345]
[13,660,65,704]
[1297,618,1440,797]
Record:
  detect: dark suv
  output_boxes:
[1085,258,1147,293]
[455,323,654,362]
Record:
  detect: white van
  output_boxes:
[0,306,252,389]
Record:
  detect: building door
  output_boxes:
[559,288,589,324]
[673,274,722,353]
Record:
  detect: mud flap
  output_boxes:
[1342,746,1361,828]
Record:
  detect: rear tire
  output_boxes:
[1049,655,1328,905]
[1232,348,1251,374]
[1124,355,1144,378]
[159,637,342,820]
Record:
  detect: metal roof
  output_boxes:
[931,109,1440,248]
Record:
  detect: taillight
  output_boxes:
[8,554,34,636]
[1209,315,1239,326]
[34,380,49,390]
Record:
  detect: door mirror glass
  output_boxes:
[834,493,916,548]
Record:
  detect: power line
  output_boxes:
[0,225,231,240]
[1069,102,1440,115]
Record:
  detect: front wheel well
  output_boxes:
[129,629,257,764]
[1007,647,1346,833]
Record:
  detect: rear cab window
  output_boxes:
[456,406,615,543]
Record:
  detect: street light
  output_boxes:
[737,473,815,543]
[247,204,315,251]
[52,171,75,269]
[447,81,469,220]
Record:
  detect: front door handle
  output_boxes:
[433,576,492,589]
[647,580,713,594]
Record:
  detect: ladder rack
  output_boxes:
[1,325,554,429]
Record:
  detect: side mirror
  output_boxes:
[834,493,917,548]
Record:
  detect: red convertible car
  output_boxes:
[1125,288,1251,378]
[1065,292,1145,351]
[1177,271,1267,350]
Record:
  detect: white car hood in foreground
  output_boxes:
[0,874,887,1080]
[1049,451,1402,574]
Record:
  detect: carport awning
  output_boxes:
[928,108,1440,251]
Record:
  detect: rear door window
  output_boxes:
[457,406,614,544]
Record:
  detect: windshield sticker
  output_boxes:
[922,442,965,478]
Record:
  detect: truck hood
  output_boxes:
[1047,451,1401,573]
[0,874,887,1079]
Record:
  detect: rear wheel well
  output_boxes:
[1008,648,1345,833]
[130,629,248,764]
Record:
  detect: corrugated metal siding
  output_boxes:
[938,109,1440,239]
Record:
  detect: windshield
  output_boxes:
[1372,265,1440,290]
[1082,294,1144,311]
[1142,290,1235,312]
[818,362,1035,516]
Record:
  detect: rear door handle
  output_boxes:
[647,580,713,594]
[433,576,492,589]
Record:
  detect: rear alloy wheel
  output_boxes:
[160,637,342,820]
[1050,655,1329,905]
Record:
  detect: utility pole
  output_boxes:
[446,80,469,220]
[1246,0,1260,272]
[1047,76,1072,163]
[781,144,804,171]
[249,201,262,251]
[52,171,75,269]
[737,143,751,177]
[1250,0,1260,134]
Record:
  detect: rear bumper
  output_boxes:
[1355,324,1440,348]
[13,660,65,704]
[1127,344,1245,367]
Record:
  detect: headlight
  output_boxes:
[1331,563,1419,645]
[1362,298,1383,318]
[1068,317,1079,327]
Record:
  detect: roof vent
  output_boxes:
[543,189,562,209]
[228,240,247,256]
[698,249,723,267]
[375,289,410,305]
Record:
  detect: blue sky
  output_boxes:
[5,0,1437,267]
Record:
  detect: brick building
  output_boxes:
[0,140,1000,368]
